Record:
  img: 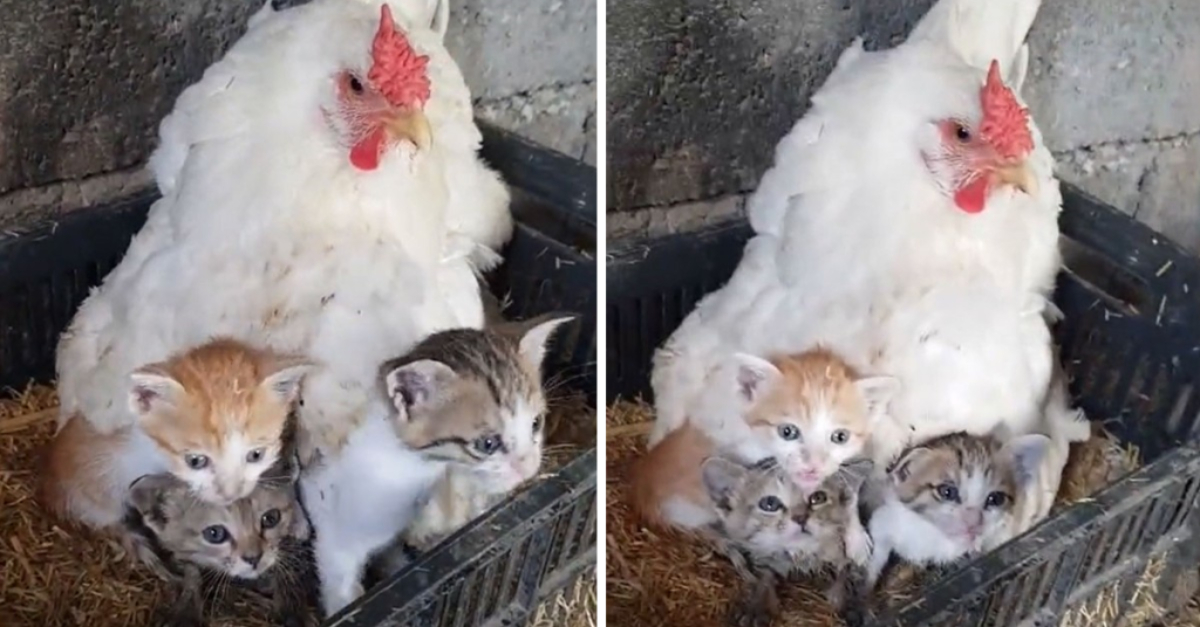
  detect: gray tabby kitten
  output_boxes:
[702,456,874,627]
[368,314,574,577]
[123,459,313,627]
[864,431,1050,589]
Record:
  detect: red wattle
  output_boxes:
[953,177,989,214]
[350,128,386,171]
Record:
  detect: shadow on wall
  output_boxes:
[0,0,261,202]
[605,0,936,213]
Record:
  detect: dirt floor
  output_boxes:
[0,384,597,627]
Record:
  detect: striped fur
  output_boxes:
[378,316,572,557]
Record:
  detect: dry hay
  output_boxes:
[530,571,598,627]
[606,399,1149,627]
[0,384,595,627]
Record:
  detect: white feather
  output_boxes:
[300,400,446,616]
[56,0,511,461]
[650,0,1086,517]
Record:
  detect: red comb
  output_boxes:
[368,4,431,108]
[978,60,1033,160]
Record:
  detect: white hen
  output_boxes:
[56,0,511,461]
[650,0,1089,499]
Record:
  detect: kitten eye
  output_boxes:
[473,434,503,455]
[246,448,266,464]
[757,496,784,512]
[935,483,960,503]
[830,429,850,445]
[184,454,210,470]
[261,508,283,529]
[777,424,800,441]
[985,491,1010,509]
[532,416,543,434]
[202,525,229,544]
[808,491,828,506]
[954,122,971,142]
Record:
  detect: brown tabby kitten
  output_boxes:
[365,314,574,578]
[702,457,874,627]
[864,431,1050,589]
[124,457,313,627]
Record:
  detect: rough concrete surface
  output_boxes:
[0,0,596,231]
[607,0,1200,252]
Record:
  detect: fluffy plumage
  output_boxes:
[55,0,512,464]
[651,0,1088,529]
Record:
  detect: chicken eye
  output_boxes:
[348,75,365,94]
[777,424,800,441]
[184,454,210,470]
[954,122,972,142]
[757,496,784,512]
[202,525,230,544]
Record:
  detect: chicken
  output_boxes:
[650,0,1089,520]
[55,0,511,461]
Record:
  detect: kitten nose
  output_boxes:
[243,553,262,568]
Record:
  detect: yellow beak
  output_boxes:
[994,161,1037,197]
[385,109,432,151]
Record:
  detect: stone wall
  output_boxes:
[607,0,1200,253]
[0,0,596,231]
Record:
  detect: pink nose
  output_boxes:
[794,469,821,487]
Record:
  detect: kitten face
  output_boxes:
[382,316,573,494]
[128,339,312,504]
[127,467,303,580]
[702,456,871,557]
[889,432,1049,551]
[732,350,897,491]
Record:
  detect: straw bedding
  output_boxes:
[0,384,595,627]
[606,399,1199,627]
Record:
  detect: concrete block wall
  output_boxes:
[0,0,596,231]
[607,0,1200,253]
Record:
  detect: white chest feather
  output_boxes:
[302,403,446,616]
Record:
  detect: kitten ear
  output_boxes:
[701,456,747,510]
[838,458,875,493]
[855,375,899,420]
[1001,433,1051,489]
[889,447,932,485]
[128,366,185,417]
[517,314,577,369]
[383,359,459,418]
[261,356,315,404]
[127,474,186,532]
[730,354,782,403]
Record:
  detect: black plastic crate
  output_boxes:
[607,184,1200,625]
[0,123,597,627]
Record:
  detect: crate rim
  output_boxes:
[327,448,598,626]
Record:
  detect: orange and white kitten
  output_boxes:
[42,338,312,536]
[700,347,897,492]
